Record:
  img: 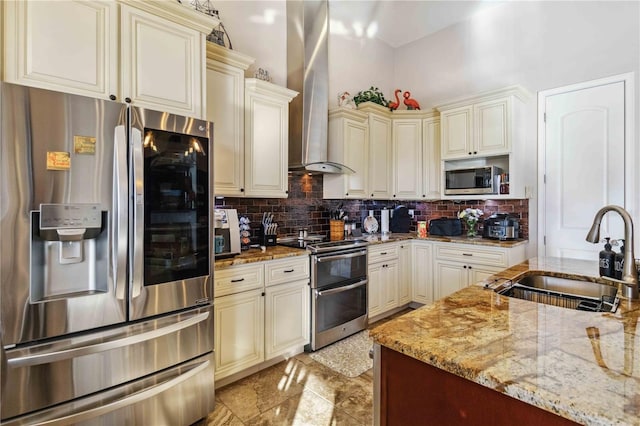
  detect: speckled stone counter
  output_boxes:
[358,232,528,248]
[214,246,307,269]
[370,257,640,426]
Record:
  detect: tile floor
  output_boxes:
[198,310,410,426]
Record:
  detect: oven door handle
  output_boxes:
[315,249,367,263]
[316,279,368,297]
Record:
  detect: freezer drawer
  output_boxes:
[1,306,213,421]
[2,352,214,426]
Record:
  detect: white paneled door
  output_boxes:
[539,75,632,259]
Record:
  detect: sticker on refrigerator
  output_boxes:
[74,135,96,154]
[46,151,71,170]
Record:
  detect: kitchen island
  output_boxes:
[370,257,640,425]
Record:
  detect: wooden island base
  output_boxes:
[379,346,579,426]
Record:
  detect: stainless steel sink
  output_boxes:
[496,274,620,313]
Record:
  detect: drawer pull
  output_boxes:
[230,278,245,283]
[380,252,387,255]
[462,253,473,256]
[284,269,294,273]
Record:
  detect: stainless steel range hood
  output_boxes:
[287,0,353,174]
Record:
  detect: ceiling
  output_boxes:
[329,0,506,48]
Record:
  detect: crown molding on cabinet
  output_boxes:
[434,85,532,111]
[119,0,219,34]
[206,42,255,70]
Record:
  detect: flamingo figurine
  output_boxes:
[388,89,401,111]
[403,91,421,110]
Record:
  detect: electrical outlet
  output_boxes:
[409,209,415,218]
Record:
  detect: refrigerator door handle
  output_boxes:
[130,125,144,298]
[114,124,128,300]
[7,311,209,368]
[32,359,210,426]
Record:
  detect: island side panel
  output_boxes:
[379,346,579,426]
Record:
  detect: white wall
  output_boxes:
[393,1,640,256]
[214,1,287,86]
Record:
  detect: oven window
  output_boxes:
[143,129,209,286]
[315,253,367,288]
[316,282,367,332]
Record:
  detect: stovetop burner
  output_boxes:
[278,237,368,253]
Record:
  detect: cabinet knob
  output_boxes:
[468,266,473,269]
[473,151,477,155]
[240,188,245,192]
[463,265,467,269]
[422,194,426,197]
[346,193,349,196]
[124,97,132,103]
[109,94,116,101]
[285,190,289,194]
[371,193,374,197]
[468,152,472,155]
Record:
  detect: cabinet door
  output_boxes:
[214,289,264,379]
[121,4,204,118]
[392,119,423,199]
[265,280,310,359]
[412,242,433,305]
[468,265,502,285]
[343,118,369,199]
[207,60,246,196]
[422,118,441,199]
[474,97,510,156]
[368,263,384,318]
[440,105,473,159]
[382,261,399,312]
[369,114,393,199]
[3,0,118,99]
[433,260,467,300]
[397,244,412,305]
[244,81,296,198]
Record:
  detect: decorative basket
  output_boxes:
[329,220,344,241]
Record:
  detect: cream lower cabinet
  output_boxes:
[433,242,526,300]
[214,256,309,381]
[4,0,215,118]
[244,79,298,198]
[397,243,412,305]
[412,241,434,305]
[214,288,264,378]
[368,243,400,319]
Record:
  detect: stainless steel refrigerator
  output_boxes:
[0,82,215,425]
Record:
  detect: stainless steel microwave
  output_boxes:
[444,166,503,195]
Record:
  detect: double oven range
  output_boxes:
[280,238,369,351]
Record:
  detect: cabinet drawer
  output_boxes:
[264,256,310,287]
[435,244,508,268]
[368,243,399,263]
[215,263,264,296]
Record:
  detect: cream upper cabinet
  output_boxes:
[206,43,254,197]
[360,103,393,199]
[438,86,530,161]
[244,79,298,198]
[324,109,369,199]
[4,0,215,118]
[392,116,423,199]
[440,106,473,160]
[422,116,441,199]
[3,0,118,98]
[120,3,206,118]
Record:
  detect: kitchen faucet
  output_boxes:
[586,205,639,299]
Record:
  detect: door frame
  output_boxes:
[537,72,635,258]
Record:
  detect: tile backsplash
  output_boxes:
[214,173,529,241]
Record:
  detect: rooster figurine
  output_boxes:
[388,89,401,111]
[403,91,421,110]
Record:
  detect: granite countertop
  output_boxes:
[370,257,640,425]
[214,233,528,269]
[214,246,308,269]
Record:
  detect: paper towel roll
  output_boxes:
[381,208,390,235]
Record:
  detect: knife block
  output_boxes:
[259,224,277,246]
[329,220,344,241]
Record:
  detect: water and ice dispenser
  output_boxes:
[30,203,108,302]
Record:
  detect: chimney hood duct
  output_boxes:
[287,0,354,174]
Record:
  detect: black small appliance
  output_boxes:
[483,213,520,240]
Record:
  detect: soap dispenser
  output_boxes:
[614,239,625,280]
[599,237,615,278]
